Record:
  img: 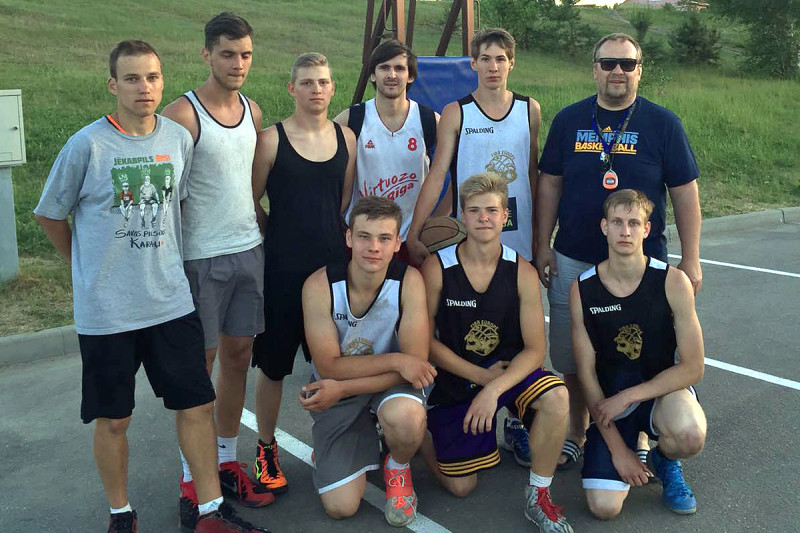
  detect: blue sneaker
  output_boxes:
[501,417,531,467]
[648,448,697,514]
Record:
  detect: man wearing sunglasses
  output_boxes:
[535,33,701,473]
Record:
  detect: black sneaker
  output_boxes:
[195,502,271,533]
[108,510,137,533]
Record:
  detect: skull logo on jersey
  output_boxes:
[343,337,375,357]
[464,320,500,357]
[614,324,643,360]
[485,150,517,184]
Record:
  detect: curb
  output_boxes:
[665,206,800,243]
[0,325,78,368]
[2,207,799,368]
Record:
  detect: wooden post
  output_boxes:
[407,0,417,48]
[436,0,462,56]
[461,0,474,56]
[392,0,405,42]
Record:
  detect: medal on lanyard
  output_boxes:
[592,96,637,190]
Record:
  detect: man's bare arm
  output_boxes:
[406,102,461,266]
[252,126,278,236]
[161,97,199,143]
[534,172,563,287]
[669,180,702,294]
[35,216,72,265]
[248,98,264,131]
[340,124,357,213]
[527,99,542,252]
[332,107,350,127]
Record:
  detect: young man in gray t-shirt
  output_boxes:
[34,40,268,533]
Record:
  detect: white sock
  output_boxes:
[529,471,553,488]
[217,436,238,465]
[179,448,193,483]
[198,496,223,516]
[110,503,132,514]
[386,455,409,470]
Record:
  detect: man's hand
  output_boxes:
[677,257,703,295]
[407,237,430,268]
[395,354,437,389]
[611,447,652,487]
[534,245,557,288]
[299,380,343,412]
[595,391,633,428]
[463,387,500,435]
[477,360,509,386]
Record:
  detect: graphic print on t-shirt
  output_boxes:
[614,323,643,360]
[573,126,639,156]
[109,155,175,248]
[464,319,500,357]
[482,150,520,234]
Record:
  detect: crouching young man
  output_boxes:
[570,189,706,519]
[299,196,435,527]
[421,172,573,533]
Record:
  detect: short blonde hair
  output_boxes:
[291,52,330,82]
[603,189,654,221]
[459,172,508,209]
[349,196,402,235]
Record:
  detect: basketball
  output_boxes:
[419,216,466,252]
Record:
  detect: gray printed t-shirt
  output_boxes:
[34,116,195,335]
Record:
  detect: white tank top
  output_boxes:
[181,91,261,260]
[453,93,532,260]
[349,99,430,241]
[311,260,405,380]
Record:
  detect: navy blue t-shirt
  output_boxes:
[539,95,699,264]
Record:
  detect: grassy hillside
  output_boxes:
[0,0,798,334]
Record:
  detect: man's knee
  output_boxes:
[180,401,215,422]
[667,423,706,457]
[96,417,132,436]
[534,385,569,418]
[321,494,361,519]
[443,475,477,498]
[587,497,623,520]
[380,400,426,437]
[219,336,254,372]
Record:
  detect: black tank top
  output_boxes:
[578,257,677,400]
[264,121,349,272]
[429,242,523,406]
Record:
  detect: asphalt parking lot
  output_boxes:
[1,217,799,533]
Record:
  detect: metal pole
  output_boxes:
[0,167,19,282]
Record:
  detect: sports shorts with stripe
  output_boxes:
[427,368,564,477]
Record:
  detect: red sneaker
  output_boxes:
[179,477,198,531]
[219,461,275,508]
[383,456,418,527]
[195,502,271,533]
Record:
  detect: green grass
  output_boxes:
[0,0,798,335]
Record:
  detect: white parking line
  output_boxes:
[239,409,454,533]
[668,254,800,279]
[705,358,800,392]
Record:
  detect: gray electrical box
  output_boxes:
[0,89,26,167]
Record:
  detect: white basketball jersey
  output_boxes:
[453,93,532,260]
[350,99,430,241]
[181,91,261,260]
[311,261,405,380]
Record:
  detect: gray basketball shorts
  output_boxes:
[310,384,425,494]
[184,244,265,349]
[547,249,593,375]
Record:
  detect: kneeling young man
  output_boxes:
[300,196,435,526]
[570,189,706,519]
[421,172,573,533]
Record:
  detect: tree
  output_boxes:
[713,0,800,77]
[626,7,655,43]
[669,12,721,65]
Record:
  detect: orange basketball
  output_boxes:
[419,216,467,252]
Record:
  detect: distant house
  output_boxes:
[572,0,625,6]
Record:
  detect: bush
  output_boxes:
[482,0,599,56]
[669,12,721,65]
[641,37,671,64]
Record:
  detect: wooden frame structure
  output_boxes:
[352,0,476,105]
